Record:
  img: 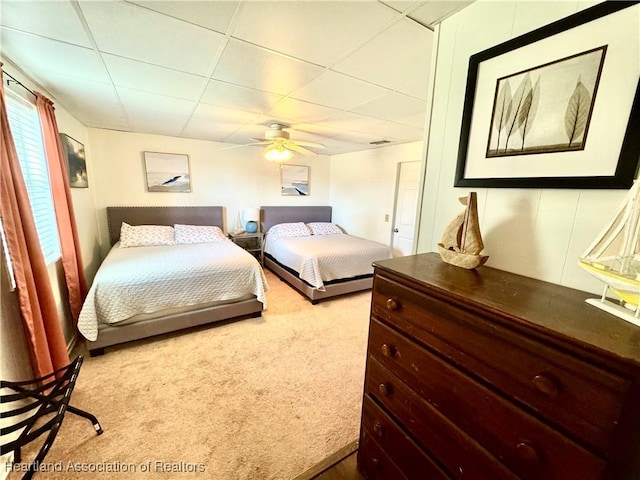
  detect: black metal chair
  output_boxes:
[0,355,103,479]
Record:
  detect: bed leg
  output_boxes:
[89,348,105,357]
[311,299,319,305]
[251,311,262,318]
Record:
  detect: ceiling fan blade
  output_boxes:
[250,138,274,143]
[285,141,317,157]
[293,140,326,149]
[221,142,267,151]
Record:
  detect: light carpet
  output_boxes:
[10,271,371,480]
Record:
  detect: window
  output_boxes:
[5,90,61,265]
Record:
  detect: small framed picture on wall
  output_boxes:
[281,165,309,196]
[143,151,191,192]
[60,133,88,188]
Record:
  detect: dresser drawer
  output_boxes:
[366,357,519,480]
[358,431,407,480]
[372,274,629,453]
[368,319,607,479]
[361,394,451,479]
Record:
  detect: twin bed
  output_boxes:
[79,205,392,354]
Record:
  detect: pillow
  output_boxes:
[119,222,175,248]
[174,224,227,244]
[268,222,311,240]
[307,222,343,235]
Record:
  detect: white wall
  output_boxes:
[87,129,331,254]
[417,0,634,295]
[330,141,424,247]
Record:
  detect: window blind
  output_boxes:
[6,90,61,265]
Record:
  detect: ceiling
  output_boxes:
[1,0,472,156]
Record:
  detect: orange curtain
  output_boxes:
[35,93,87,322]
[0,66,69,377]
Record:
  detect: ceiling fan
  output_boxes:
[251,123,326,162]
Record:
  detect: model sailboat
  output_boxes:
[579,181,640,327]
[438,192,489,269]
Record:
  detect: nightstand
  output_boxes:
[229,232,264,265]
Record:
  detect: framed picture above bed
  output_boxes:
[281,165,309,196]
[455,1,640,189]
[143,151,191,193]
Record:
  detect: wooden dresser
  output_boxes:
[357,253,640,480]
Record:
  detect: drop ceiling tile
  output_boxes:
[74,105,127,124]
[0,0,91,47]
[315,136,365,153]
[397,78,430,100]
[128,111,189,136]
[266,98,342,124]
[408,1,473,27]
[352,92,426,121]
[395,111,427,128]
[379,1,421,14]
[211,39,324,96]
[1,29,108,83]
[191,102,262,125]
[116,87,197,116]
[182,118,241,142]
[79,0,226,76]
[201,80,283,114]
[221,125,267,145]
[103,54,206,100]
[28,70,118,112]
[74,104,130,129]
[291,70,390,110]
[289,123,343,139]
[81,118,130,131]
[129,1,240,34]
[232,2,397,66]
[331,130,384,145]
[286,124,340,145]
[365,121,425,141]
[334,17,433,91]
[320,112,384,132]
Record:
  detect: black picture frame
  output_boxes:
[59,133,88,188]
[455,1,640,189]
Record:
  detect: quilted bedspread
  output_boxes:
[264,234,392,290]
[78,241,268,341]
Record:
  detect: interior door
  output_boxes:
[391,161,421,256]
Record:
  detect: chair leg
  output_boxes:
[66,406,104,434]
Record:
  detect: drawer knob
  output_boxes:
[386,298,399,311]
[381,343,396,358]
[373,422,384,437]
[532,374,560,397]
[516,442,540,463]
[378,383,391,396]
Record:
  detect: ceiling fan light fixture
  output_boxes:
[264,143,294,162]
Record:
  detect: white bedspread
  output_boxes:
[78,241,268,341]
[264,234,392,290]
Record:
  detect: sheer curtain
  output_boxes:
[0,66,69,376]
[35,93,88,322]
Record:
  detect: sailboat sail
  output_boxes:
[438,192,488,269]
[579,181,640,326]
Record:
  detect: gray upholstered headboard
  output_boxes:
[106,206,224,246]
[260,206,332,233]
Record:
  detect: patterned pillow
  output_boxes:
[174,224,227,244]
[307,222,343,235]
[119,222,175,248]
[268,222,311,241]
